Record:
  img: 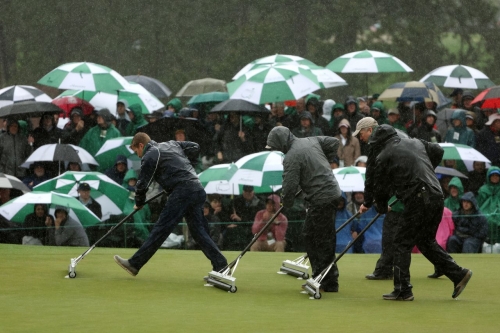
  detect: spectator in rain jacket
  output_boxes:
[476,113,500,167]
[47,206,89,247]
[0,118,33,178]
[125,104,148,136]
[22,162,51,189]
[105,155,128,185]
[477,166,500,244]
[444,177,464,212]
[291,111,323,138]
[352,205,385,253]
[370,101,388,125]
[62,107,91,145]
[164,98,183,117]
[386,108,407,133]
[305,96,331,136]
[250,194,288,252]
[444,109,476,148]
[448,192,488,253]
[328,102,347,131]
[410,110,442,143]
[79,108,121,156]
[115,99,131,136]
[335,192,354,253]
[213,112,254,164]
[22,204,54,245]
[335,119,361,167]
[344,96,365,130]
[121,169,151,244]
[32,112,63,149]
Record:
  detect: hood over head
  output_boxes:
[266,194,281,211]
[451,109,467,129]
[368,124,398,146]
[460,191,479,211]
[266,126,296,154]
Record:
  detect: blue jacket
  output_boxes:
[453,192,488,240]
[444,109,476,147]
[353,206,385,253]
[335,192,353,253]
[135,140,202,206]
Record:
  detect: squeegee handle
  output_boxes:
[335,211,361,234]
[222,190,302,271]
[76,190,167,261]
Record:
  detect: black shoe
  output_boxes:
[366,273,393,280]
[114,255,138,276]
[452,269,472,299]
[383,290,414,301]
[427,272,444,279]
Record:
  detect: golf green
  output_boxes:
[0,244,498,333]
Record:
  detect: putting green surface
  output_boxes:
[0,244,498,333]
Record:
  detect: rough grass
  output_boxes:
[0,244,498,333]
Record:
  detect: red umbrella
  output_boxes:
[471,85,500,109]
[52,96,94,117]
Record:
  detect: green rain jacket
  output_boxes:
[125,104,148,136]
[444,177,464,212]
[122,169,151,240]
[477,166,500,242]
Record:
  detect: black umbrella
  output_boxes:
[210,99,269,114]
[0,101,63,119]
[137,117,210,153]
[124,75,172,99]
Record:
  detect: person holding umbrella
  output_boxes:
[214,112,254,164]
[32,112,63,150]
[62,108,90,146]
[79,108,121,157]
[0,118,33,178]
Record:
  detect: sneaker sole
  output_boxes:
[114,255,138,277]
[452,270,472,299]
[383,295,414,301]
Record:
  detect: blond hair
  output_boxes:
[131,132,151,148]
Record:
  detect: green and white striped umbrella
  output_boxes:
[333,166,366,192]
[199,163,241,195]
[94,136,141,172]
[38,62,129,92]
[34,171,130,221]
[439,143,491,171]
[420,64,495,90]
[327,50,413,73]
[232,151,284,189]
[232,54,318,80]
[0,191,101,226]
[57,84,164,116]
[227,63,322,104]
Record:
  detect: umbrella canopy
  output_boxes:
[471,85,500,109]
[435,108,457,139]
[439,143,491,171]
[0,85,52,108]
[435,166,468,179]
[0,191,101,226]
[34,171,129,221]
[227,63,322,104]
[94,136,141,172]
[38,62,129,92]
[326,50,413,73]
[51,96,95,117]
[0,101,64,118]
[233,54,318,80]
[187,92,229,105]
[378,81,441,103]
[232,151,284,189]
[420,64,495,90]
[176,78,227,97]
[0,173,30,193]
[124,75,172,99]
[210,99,269,114]
[21,144,98,169]
[333,166,366,192]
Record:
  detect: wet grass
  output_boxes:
[0,244,498,333]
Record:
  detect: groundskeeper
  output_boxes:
[114,132,227,276]
[266,126,342,292]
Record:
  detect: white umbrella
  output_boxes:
[420,64,495,90]
[333,166,366,192]
[439,143,491,171]
[21,144,98,169]
[0,85,52,108]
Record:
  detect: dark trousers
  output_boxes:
[373,211,401,276]
[393,195,465,293]
[447,235,483,253]
[303,200,338,289]
[129,187,227,271]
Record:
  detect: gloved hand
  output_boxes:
[374,202,388,214]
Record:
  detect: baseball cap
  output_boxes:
[78,182,91,191]
[485,113,500,125]
[352,117,378,137]
[387,108,399,115]
[462,90,475,100]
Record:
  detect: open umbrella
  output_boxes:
[0,173,30,193]
[34,171,129,221]
[0,85,52,108]
[124,75,172,99]
[435,166,468,179]
[233,54,318,80]
[210,99,269,114]
[471,85,500,109]
[38,62,129,92]
[378,81,441,103]
[0,101,64,118]
[333,166,366,192]
[232,151,284,190]
[21,144,98,169]
[176,78,227,97]
[420,64,495,90]
[187,92,229,105]
[0,191,101,226]
[439,143,491,171]
[227,63,322,104]
[199,163,241,195]
[94,136,141,172]
[327,50,413,73]
[51,96,94,117]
